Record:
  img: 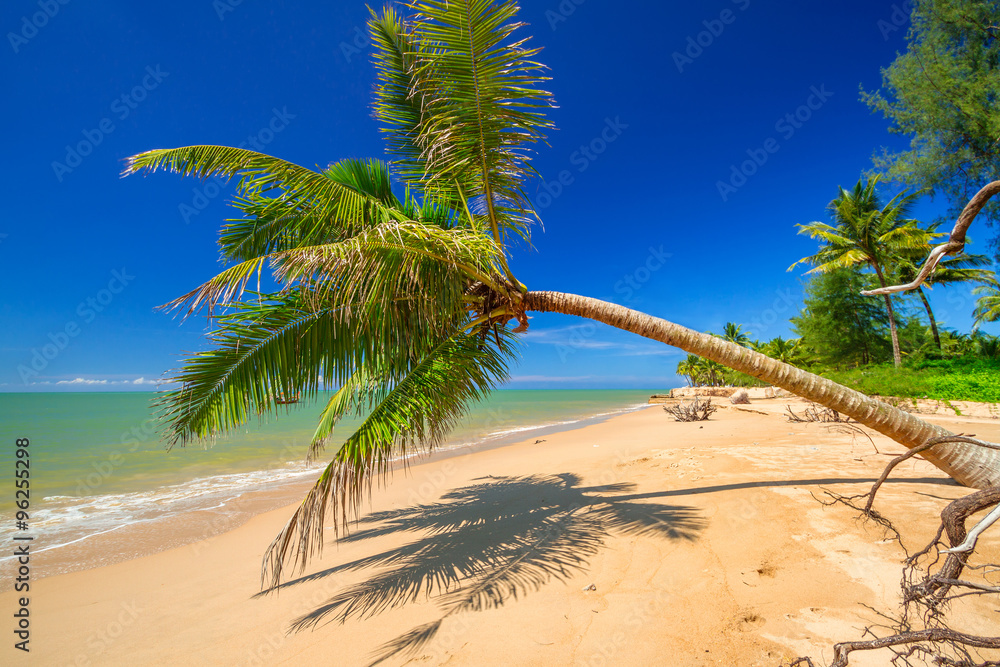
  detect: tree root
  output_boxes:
[789,436,1000,666]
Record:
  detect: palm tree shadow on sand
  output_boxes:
[265,473,703,665]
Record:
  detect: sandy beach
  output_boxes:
[4,398,999,666]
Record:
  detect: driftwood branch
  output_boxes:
[663,396,717,422]
[859,435,1000,515]
[827,628,1000,667]
[785,403,853,423]
[862,180,1000,296]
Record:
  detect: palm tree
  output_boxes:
[973,282,1000,331]
[676,355,700,386]
[790,176,931,368]
[695,357,726,386]
[894,224,995,349]
[721,322,751,347]
[126,1,999,588]
[762,336,800,364]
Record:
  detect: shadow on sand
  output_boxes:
[268,472,702,665]
[263,471,956,664]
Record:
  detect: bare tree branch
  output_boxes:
[792,436,1000,667]
[862,180,1000,296]
[828,628,1000,667]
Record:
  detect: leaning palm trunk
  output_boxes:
[524,291,1000,489]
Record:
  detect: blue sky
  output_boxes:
[1,0,993,392]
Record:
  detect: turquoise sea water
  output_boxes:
[0,390,655,558]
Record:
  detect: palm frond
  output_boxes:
[371,0,556,246]
[217,158,404,261]
[156,292,362,446]
[165,220,510,320]
[973,283,1000,331]
[261,329,518,590]
[125,147,406,258]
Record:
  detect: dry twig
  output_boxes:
[663,396,717,422]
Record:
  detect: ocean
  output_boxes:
[0,389,655,576]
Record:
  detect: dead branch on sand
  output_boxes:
[785,403,855,424]
[730,389,751,405]
[663,397,717,422]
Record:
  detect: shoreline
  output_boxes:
[3,398,998,665]
[1,399,655,584]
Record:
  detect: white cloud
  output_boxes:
[521,325,622,350]
[40,376,161,387]
[616,346,679,357]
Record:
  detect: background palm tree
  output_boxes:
[790,176,931,367]
[127,0,1000,587]
[720,322,751,347]
[762,336,800,364]
[695,357,726,386]
[676,354,700,386]
[973,282,1000,331]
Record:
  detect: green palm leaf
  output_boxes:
[125,146,406,255]
[164,221,510,320]
[261,329,517,589]
[371,0,555,246]
[218,158,404,261]
[156,290,448,446]
[973,282,1000,331]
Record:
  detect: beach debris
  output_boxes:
[582,583,596,592]
[663,396,717,422]
[730,389,750,404]
[534,439,546,444]
[784,403,853,423]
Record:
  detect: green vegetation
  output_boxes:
[790,176,937,367]
[973,282,1000,331]
[785,168,1000,402]
[824,357,1000,404]
[863,0,1000,251]
[791,268,891,368]
[784,264,1000,402]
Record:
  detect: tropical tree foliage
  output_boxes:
[973,282,1000,332]
[790,176,935,367]
[862,0,1000,253]
[720,322,751,347]
[791,267,892,369]
[892,238,995,349]
[127,0,1000,590]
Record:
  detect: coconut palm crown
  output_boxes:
[790,177,937,367]
[126,1,1000,589]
